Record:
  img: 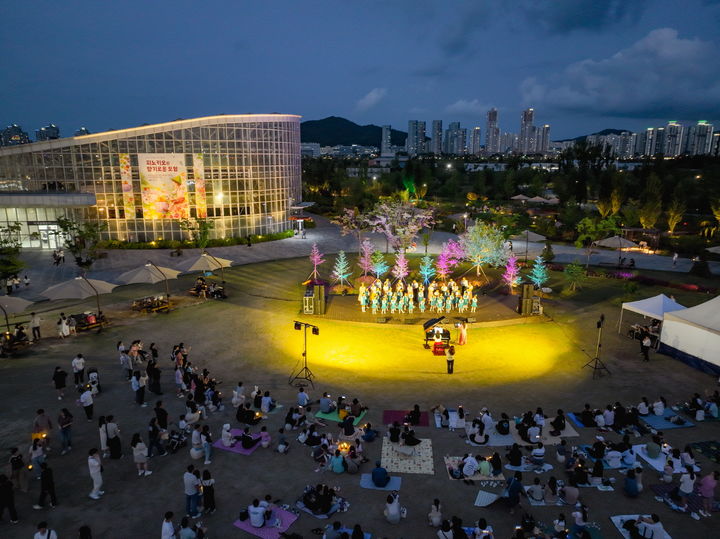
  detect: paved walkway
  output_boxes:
[15,214,717,303]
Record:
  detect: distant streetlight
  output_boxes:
[463,213,468,230]
[446,163,452,169]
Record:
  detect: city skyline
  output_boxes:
[1,1,720,139]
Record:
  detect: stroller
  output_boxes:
[168,430,187,454]
[88,367,101,395]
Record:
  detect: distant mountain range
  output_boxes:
[301,116,406,147]
[300,116,628,147]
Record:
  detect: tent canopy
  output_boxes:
[510,194,529,200]
[663,295,720,335]
[527,196,548,203]
[621,294,686,320]
[660,295,720,371]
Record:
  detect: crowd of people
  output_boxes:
[357,278,479,315]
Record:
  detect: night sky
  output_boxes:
[2,0,719,139]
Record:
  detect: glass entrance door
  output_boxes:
[38,225,61,249]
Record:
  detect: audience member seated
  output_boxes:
[506,444,522,467]
[529,442,545,466]
[401,426,421,446]
[236,403,262,426]
[590,460,603,486]
[240,427,261,450]
[580,404,595,427]
[339,415,359,440]
[495,413,510,435]
[372,461,390,487]
[526,477,545,503]
[405,404,422,426]
[549,409,566,436]
[247,498,267,528]
[320,392,336,414]
[624,468,640,498]
[350,398,367,417]
[387,421,401,444]
[637,397,650,416]
[361,423,378,442]
[221,423,237,447]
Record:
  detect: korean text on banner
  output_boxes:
[138,154,189,219]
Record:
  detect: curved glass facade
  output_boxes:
[0,114,301,244]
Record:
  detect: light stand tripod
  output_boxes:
[583,314,611,379]
[289,321,318,388]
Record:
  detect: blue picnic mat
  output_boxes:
[641,409,694,430]
[568,412,591,428]
[359,473,402,491]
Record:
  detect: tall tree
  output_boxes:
[639,173,663,230]
[419,254,436,284]
[459,220,506,282]
[371,250,389,279]
[665,198,686,235]
[357,239,374,277]
[391,252,409,282]
[331,250,351,286]
[308,243,325,280]
[575,216,619,268]
[610,187,624,216]
[55,217,107,272]
[332,207,368,255]
[0,222,25,281]
[178,218,214,250]
[528,255,549,289]
[563,262,586,293]
[365,200,435,253]
[502,255,522,292]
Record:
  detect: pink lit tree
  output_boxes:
[502,254,522,293]
[391,252,409,282]
[357,239,374,277]
[435,240,463,281]
[308,242,325,281]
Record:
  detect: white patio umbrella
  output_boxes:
[596,235,639,266]
[40,277,117,317]
[527,196,549,203]
[116,262,181,298]
[705,245,720,254]
[175,252,233,281]
[510,194,529,201]
[545,197,560,205]
[0,296,33,332]
[510,230,548,263]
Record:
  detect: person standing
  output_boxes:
[33,462,57,509]
[8,448,29,493]
[105,416,122,459]
[161,511,176,539]
[87,449,103,500]
[183,465,201,518]
[131,370,148,407]
[80,387,94,421]
[52,367,68,400]
[672,252,678,267]
[28,439,46,479]
[0,474,19,524]
[457,321,468,346]
[154,401,169,430]
[58,409,73,455]
[130,433,152,477]
[72,354,86,386]
[34,522,59,539]
[30,312,42,341]
[201,470,216,514]
[201,425,213,465]
[641,335,652,362]
[147,417,167,458]
[33,409,53,448]
[445,345,455,374]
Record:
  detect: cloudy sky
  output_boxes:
[2,0,719,139]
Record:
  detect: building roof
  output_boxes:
[0,114,301,156]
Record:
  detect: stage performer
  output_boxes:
[457,322,468,346]
[446,346,455,374]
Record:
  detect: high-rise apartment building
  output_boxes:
[663,121,685,157]
[74,127,91,136]
[380,125,392,156]
[485,108,500,154]
[36,124,60,141]
[444,122,467,155]
[470,127,482,155]
[431,120,443,155]
[536,125,550,154]
[0,124,31,146]
[687,121,714,155]
[406,120,426,156]
[638,127,665,156]
[519,108,535,154]
[500,132,518,153]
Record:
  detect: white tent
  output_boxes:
[660,295,720,372]
[617,294,686,332]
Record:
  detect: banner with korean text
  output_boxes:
[192,153,207,219]
[138,154,189,219]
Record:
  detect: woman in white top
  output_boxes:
[98,416,109,457]
[437,520,454,539]
[534,407,546,428]
[221,424,235,447]
[652,397,666,416]
[678,466,696,511]
[428,498,442,527]
[28,439,46,479]
[384,492,401,524]
[680,445,696,467]
[131,433,152,476]
[571,505,588,536]
[637,397,650,416]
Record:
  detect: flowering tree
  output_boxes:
[460,220,507,282]
[332,207,368,255]
[365,201,435,253]
[308,242,325,280]
[371,250,389,279]
[528,255,549,289]
[331,250,351,286]
[357,239,374,277]
[502,255,522,292]
[435,241,463,281]
[419,254,436,284]
[391,252,409,282]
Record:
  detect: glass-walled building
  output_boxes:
[0,114,302,247]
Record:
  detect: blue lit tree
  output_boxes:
[528,255,549,289]
[331,250,351,286]
[419,254,436,284]
[371,250,389,280]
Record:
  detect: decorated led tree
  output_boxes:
[391,252,409,282]
[460,220,507,283]
[357,239,374,278]
[366,201,435,253]
[331,250,351,286]
[371,250,389,280]
[528,255,549,289]
[435,240,464,281]
[419,254,436,284]
[308,242,325,280]
[502,255,522,293]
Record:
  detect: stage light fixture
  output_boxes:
[294,322,301,331]
[312,326,319,336]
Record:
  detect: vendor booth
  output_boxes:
[659,295,720,375]
[617,294,686,332]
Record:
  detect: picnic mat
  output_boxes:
[295,500,337,519]
[690,440,720,464]
[677,405,720,422]
[359,473,402,491]
[212,431,261,455]
[509,422,578,446]
[577,445,631,470]
[315,409,367,425]
[443,456,504,481]
[610,515,672,539]
[569,412,594,428]
[650,483,706,515]
[640,409,694,430]
[523,485,566,506]
[382,409,429,427]
[504,463,553,473]
[380,438,434,475]
[633,444,667,472]
[474,489,501,507]
[233,508,298,538]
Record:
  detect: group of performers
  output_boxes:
[357,277,478,315]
